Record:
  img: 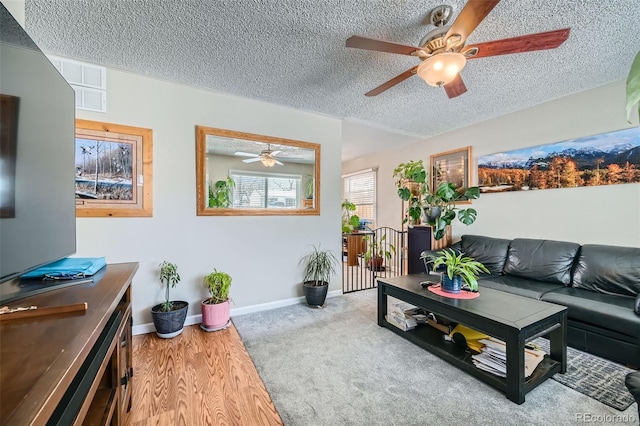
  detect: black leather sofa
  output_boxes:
[422,234,640,366]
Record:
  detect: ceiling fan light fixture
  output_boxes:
[417,52,467,87]
[261,156,277,167]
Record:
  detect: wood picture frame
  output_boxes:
[430,146,472,203]
[74,119,153,217]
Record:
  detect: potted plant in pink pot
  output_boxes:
[201,268,232,331]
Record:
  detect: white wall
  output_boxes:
[76,68,342,327]
[343,80,640,247]
[2,0,25,26]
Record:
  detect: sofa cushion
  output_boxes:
[478,275,564,300]
[541,287,640,338]
[572,244,640,298]
[460,235,511,275]
[503,238,580,285]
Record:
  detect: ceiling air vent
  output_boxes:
[48,55,106,113]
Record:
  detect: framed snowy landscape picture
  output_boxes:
[74,119,153,217]
[477,127,640,193]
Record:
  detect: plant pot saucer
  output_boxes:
[200,320,231,332]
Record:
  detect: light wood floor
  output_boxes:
[125,323,283,425]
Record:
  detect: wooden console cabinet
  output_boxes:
[0,262,138,425]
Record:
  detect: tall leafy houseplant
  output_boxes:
[424,182,481,240]
[341,199,360,233]
[201,268,232,330]
[392,160,429,226]
[151,261,189,338]
[300,245,339,307]
[208,176,235,208]
[422,248,489,293]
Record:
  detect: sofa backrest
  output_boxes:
[572,244,640,297]
[460,235,511,275]
[503,238,580,285]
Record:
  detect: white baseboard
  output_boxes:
[132,289,343,336]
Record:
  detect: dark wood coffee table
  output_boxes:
[377,274,567,404]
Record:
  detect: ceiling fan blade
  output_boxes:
[270,150,282,156]
[275,160,284,165]
[242,157,262,163]
[365,66,417,97]
[346,35,421,56]
[444,74,468,98]
[235,151,258,157]
[445,0,500,44]
[466,28,571,59]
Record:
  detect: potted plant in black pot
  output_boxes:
[151,261,189,338]
[300,245,339,307]
[422,248,489,293]
[201,268,232,331]
[363,234,396,271]
[424,181,481,240]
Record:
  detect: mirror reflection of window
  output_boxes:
[196,126,320,216]
[230,171,301,209]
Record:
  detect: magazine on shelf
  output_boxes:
[472,337,546,378]
[385,302,420,331]
[385,312,417,331]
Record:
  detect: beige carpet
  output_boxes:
[234,289,638,426]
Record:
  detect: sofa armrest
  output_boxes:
[635,293,640,316]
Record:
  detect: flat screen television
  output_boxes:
[0,4,76,297]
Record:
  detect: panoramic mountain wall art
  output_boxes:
[478,127,640,193]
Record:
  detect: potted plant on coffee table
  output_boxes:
[422,248,489,294]
[151,261,189,338]
[363,234,396,271]
[300,245,339,307]
[201,268,232,331]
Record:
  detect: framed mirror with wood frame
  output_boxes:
[196,126,320,216]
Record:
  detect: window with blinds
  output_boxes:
[343,169,376,228]
[230,170,301,208]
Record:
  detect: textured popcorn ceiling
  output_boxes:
[24,0,640,161]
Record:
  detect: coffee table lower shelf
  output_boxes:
[381,319,563,398]
[377,275,567,405]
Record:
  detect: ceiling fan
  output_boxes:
[346,0,570,98]
[234,144,283,167]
